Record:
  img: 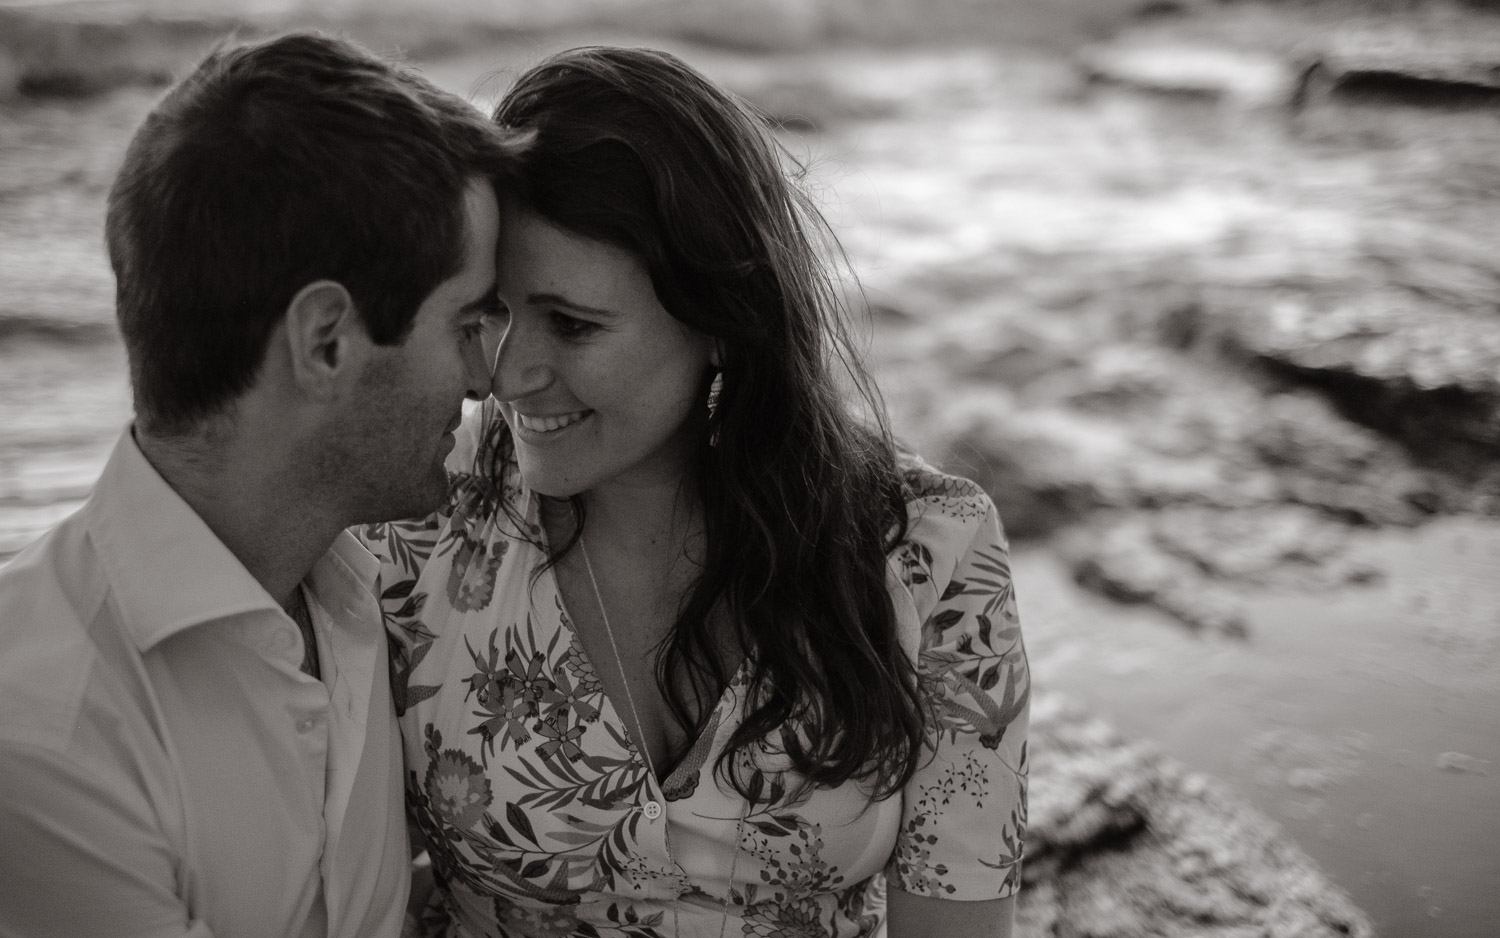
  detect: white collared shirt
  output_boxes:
[0,430,409,938]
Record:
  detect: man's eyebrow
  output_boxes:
[457,285,501,316]
[528,293,621,319]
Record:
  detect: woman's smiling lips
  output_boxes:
[511,408,592,439]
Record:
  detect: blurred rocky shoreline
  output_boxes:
[6,0,1500,934]
[1021,693,1371,937]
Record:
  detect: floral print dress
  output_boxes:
[360,409,1030,938]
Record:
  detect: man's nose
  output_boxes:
[462,323,497,402]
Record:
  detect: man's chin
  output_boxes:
[413,466,454,515]
[363,468,451,525]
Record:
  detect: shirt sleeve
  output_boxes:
[0,740,213,938]
[888,494,1031,900]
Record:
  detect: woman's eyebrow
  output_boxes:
[528,292,621,318]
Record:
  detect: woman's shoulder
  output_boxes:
[898,453,996,530]
[889,454,1006,603]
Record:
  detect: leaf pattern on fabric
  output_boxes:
[888,466,1031,901]
[358,449,1029,937]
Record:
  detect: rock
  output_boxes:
[1291,26,1500,111]
[1059,504,1382,635]
[1435,751,1490,775]
[930,315,1086,391]
[721,72,897,132]
[1238,391,1447,525]
[1078,40,1294,107]
[0,40,22,102]
[930,392,1135,540]
[1145,504,1381,589]
[1225,290,1500,484]
[1020,694,1374,938]
[1049,344,1179,413]
[910,344,1288,541]
[1063,517,1251,637]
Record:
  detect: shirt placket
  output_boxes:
[250,613,334,826]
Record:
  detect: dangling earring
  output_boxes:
[706,370,723,447]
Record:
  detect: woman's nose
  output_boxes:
[489,319,551,402]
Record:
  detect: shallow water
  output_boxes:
[0,338,128,555]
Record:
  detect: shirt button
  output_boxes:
[297,716,318,734]
[642,800,662,820]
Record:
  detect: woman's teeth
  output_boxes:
[516,411,589,433]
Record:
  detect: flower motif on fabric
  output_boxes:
[536,714,586,762]
[446,527,506,612]
[741,896,825,938]
[558,612,604,697]
[836,876,883,936]
[409,727,501,900]
[426,747,494,831]
[463,624,573,760]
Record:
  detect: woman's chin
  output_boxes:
[521,469,587,501]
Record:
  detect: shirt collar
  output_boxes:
[86,428,378,652]
[313,528,382,618]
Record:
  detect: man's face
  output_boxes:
[337,177,499,522]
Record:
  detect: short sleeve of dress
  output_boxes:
[888,470,1030,901]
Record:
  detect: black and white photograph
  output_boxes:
[0,0,1496,935]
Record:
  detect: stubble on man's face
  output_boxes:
[326,350,454,525]
[320,179,496,526]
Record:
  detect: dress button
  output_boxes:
[642,800,662,820]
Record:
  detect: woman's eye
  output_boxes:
[550,312,599,339]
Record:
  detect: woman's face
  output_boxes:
[487,203,717,498]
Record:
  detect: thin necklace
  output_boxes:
[579,537,744,938]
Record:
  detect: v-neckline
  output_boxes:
[535,500,743,788]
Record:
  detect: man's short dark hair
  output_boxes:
[106,32,522,433]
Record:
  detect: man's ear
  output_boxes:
[284,280,367,398]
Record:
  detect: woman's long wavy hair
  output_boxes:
[485,46,924,800]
